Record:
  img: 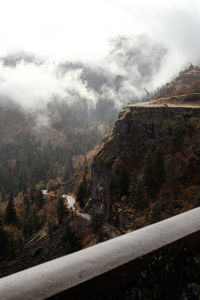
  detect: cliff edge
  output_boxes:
[89,104,200,231]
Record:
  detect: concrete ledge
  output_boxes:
[1,208,200,300]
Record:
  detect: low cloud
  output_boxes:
[0,35,166,114]
[0,57,97,110]
[0,0,200,114]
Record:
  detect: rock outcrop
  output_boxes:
[89,105,200,230]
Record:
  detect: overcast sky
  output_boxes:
[0,0,200,109]
[1,0,199,61]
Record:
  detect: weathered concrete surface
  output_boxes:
[0,208,200,299]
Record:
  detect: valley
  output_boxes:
[1,65,200,279]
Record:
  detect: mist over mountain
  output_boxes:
[0,1,199,116]
[0,35,167,127]
[1,0,200,285]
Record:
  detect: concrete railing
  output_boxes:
[1,207,200,300]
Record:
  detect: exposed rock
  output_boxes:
[89,105,200,230]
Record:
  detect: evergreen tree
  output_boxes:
[129,178,141,208]
[57,196,65,224]
[63,164,69,181]
[18,233,24,252]
[149,201,161,224]
[143,151,156,197]
[1,189,6,202]
[0,224,7,255]
[119,167,129,197]
[143,148,165,199]
[9,238,16,258]
[62,225,80,255]
[33,209,40,231]
[91,213,105,234]
[76,176,87,208]
[4,194,17,225]
[29,186,36,202]
[166,156,178,196]
[24,194,31,217]
[133,180,145,209]
[23,210,34,236]
[35,189,44,211]
[154,147,165,191]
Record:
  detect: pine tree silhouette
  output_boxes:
[4,194,17,225]
[57,196,65,224]
[76,176,87,208]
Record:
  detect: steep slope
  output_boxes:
[89,104,200,231]
[153,65,200,99]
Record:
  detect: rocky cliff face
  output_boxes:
[89,105,200,230]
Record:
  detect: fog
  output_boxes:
[0,35,166,111]
[0,0,199,111]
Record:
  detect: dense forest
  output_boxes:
[0,99,117,196]
[0,98,118,259]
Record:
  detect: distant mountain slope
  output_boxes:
[0,99,115,197]
[153,65,200,99]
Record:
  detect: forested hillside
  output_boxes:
[0,98,117,261]
[0,99,116,197]
[1,65,200,278]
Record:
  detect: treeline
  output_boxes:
[0,99,113,198]
[0,185,75,258]
[111,144,200,227]
[0,135,73,197]
[0,98,117,258]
